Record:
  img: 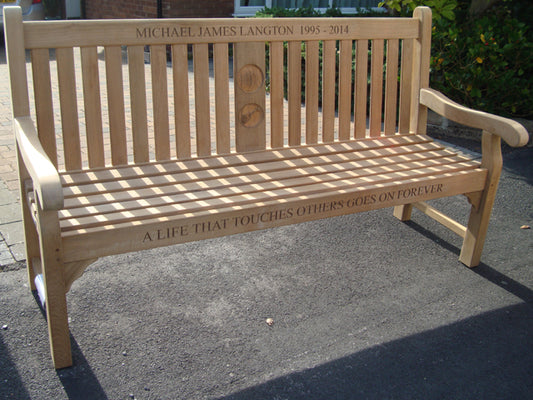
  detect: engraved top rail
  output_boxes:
[22,17,420,48]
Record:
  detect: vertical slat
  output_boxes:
[269,41,284,148]
[354,39,368,139]
[104,45,128,166]
[398,39,413,134]
[127,45,149,163]
[172,44,191,159]
[193,43,211,157]
[214,43,231,154]
[288,41,301,146]
[234,42,266,152]
[151,44,170,161]
[384,39,399,136]
[305,40,319,145]
[321,40,336,143]
[369,39,384,137]
[56,47,82,170]
[338,39,353,141]
[31,49,58,167]
[80,46,105,168]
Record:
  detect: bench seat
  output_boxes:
[47,134,486,263]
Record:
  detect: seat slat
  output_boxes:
[63,144,457,201]
[60,161,482,232]
[61,155,475,219]
[61,135,436,186]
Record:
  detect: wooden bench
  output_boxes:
[4,6,528,369]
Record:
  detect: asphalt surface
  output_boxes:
[1,144,532,399]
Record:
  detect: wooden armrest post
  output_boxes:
[459,131,502,267]
[16,147,41,291]
[35,194,72,369]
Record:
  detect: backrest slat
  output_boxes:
[193,43,211,157]
[80,46,105,168]
[269,41,285,148]
[354,39,368,139]
[369,39,384,137]
[104,45,128,166]
[338,39,353,141]
[150,44,171,161]
[384,39,400,136]
[56,47,82,170]
[288,41,302,146]
[127,45,150,163]
[304,40,319,145]
[31,48,57,167]
[213,43,231,155]
[14,13,431,170]
[398,39,413,134]
[172,44,191,159]
[321,40,336,143]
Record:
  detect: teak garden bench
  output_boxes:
[4,6,528,368]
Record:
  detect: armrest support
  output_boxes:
[420,88,529,147]
[14,117,64,210]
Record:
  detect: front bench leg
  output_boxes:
[459,131,502,267]
[36,204,72,369]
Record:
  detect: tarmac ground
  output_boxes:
[0,39,532,400]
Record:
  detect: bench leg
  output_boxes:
[393,204,413,221]
[37,206,72,369]
[459,133,502,268]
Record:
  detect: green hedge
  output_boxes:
[256,0,533,119]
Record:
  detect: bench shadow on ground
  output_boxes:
[220,222,533,399]
[31,292,109,400]
[221,302,532,400]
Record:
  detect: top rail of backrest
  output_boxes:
[21,17,420,48]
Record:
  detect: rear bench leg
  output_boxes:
[393,204,413,221]
[459,132,502,268]
[36,205,72,369]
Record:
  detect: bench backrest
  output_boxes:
[4,6,432,172]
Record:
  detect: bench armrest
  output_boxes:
[14,117,64,210]
[420,88,529,147]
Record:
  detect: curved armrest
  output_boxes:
[14,117,64,210]
[420,88,529,147]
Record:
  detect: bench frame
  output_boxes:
[4,6,528,368]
